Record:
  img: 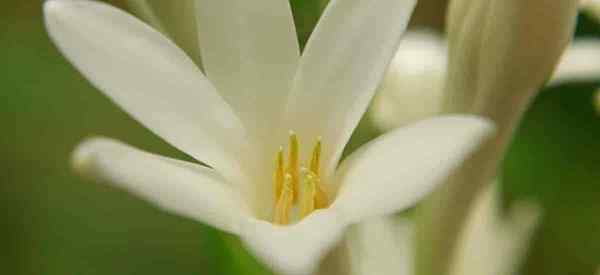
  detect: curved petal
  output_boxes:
[72,137,246,234]
[448,183,540,275]
[240,210,347,275]
[332,116,495,223]
[126,0,166,33]
[284,0,417,180]
[347,216,414,275]
[44,0,247,181]
[127,0,203,67]
[370,30,447,131]
[195,0,300,139]
[550,39,600,85]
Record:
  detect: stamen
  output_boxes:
[286,132,299,202]
[309,137,329,209]
[274,147,284,199]
[272,135,330,224]
[274,174,294,225]
[300,170,317,218]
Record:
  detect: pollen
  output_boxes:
[273,133,329,225]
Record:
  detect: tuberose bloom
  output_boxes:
[370,30,600,131]
[44,0,494,274]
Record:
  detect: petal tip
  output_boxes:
[71,137,111,179]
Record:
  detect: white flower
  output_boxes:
[346,216,414,275]
[448,184,540,275]
[416,1,579,275]
[370,31,600,132]
[582,0,600,21]
[344,183,539,275]
[44,0,495,274]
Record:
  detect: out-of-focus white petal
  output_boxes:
[72,137,246,234]
[128,0,202,66]
[449,183,540,275]
[582,0,600,21]
[284,0,417,181]
[347,216,414,275]
[126,0,166,33]
[44,0,247,181]
[551,39,600,84]
[370,30,447,131]
[240,210,347,275]
[195,0,299,139]
[332,115,495,223]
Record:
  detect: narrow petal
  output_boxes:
[127,0,203,67]
[347,216,414,275]
[126,0,166,33]
[448,183,540,275]
[284,0,417,180]
[240,210,347,275]
[332,116,495,223]
[550,39,600,84]
[44,0,247,181]
[72,137,246,234]
[195,0,300,138]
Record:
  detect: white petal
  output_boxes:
[582,0,600,22]
[195,0,300,138]
[550,39,600,84]
[126,0,166,33]
[370,30,447,131]
[347,216,413,275]
[72,137,246,234]
[449,183,540,275]
[332,115,495,223]
[284,0,417,180]
[44,0,247,181]
[240,210,347,275]
[128,0,203,67]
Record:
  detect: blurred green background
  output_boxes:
[1,1,598,275]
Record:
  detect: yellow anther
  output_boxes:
[274,147,284,199]
[310,137,321,176]
[300,171,317,218]
[286,132,299,202]
[274,174,294,225]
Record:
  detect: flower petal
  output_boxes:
[72,137,246,234]
[126,0,166,33]
[332,115,495,223]
[284,0,417,180]
[240,210,347,275]
[44,0,247,181]
[370,30,447,131]
[448,183,540,275]
[127,0,203,67]
[551,39,600,84]
[195,0,300,138]
[347,216,414,275]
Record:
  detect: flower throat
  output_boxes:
[273,133,329,225]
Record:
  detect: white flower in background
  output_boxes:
[44,0,495,274]
[448,184,540,275]
[346,217,414,275]
[415,1,579,275]
[343,184,539,275]
[369,30,446,131]
[370,31,600,132]
[582,0,600,21]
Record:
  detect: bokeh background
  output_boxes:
[1,1,599,274]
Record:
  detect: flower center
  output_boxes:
[273,132,329,225]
